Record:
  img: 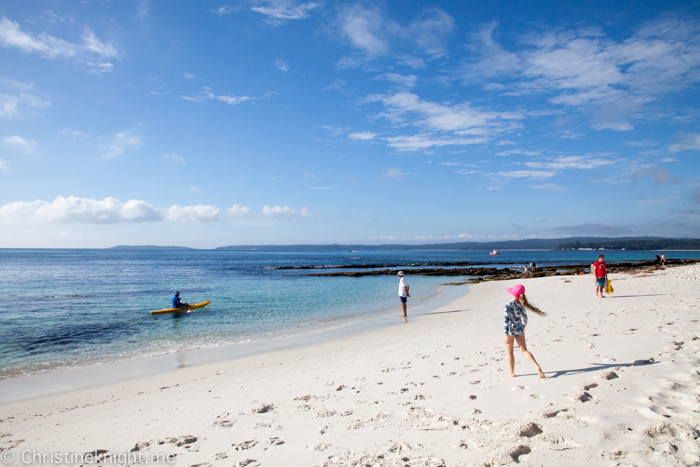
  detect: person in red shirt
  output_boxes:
[591,254,607,298]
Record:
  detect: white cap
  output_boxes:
[397,271,404,276]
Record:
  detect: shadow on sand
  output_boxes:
[604,294,667,298]
[544,360,658,379]
[424,309,468,316]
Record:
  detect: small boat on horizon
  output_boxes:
[489,250,499,255]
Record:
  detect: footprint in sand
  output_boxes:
[509,445,532,463]
[234,460,259,467]
[542,408,568,418]
[213,419,234,428]
[519,422,543,438]
[253,404,274,414]
[232,440,257,451]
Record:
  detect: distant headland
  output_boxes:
[109,237,700,251]
[108,245,195,250]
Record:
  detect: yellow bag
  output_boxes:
[606,280,614,294]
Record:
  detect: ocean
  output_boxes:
[1,248,697,379]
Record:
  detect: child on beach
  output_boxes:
[503,284,547,379]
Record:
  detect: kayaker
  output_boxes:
[172,291,190,308]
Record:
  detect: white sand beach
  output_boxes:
[1,264,700,466]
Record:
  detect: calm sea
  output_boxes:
[1,248,696,378]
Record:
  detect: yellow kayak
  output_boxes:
[150,300,211,315]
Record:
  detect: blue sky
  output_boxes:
[1,0,700,248]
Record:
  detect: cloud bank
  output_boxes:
[0,196,251,224]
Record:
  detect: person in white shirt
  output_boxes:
[397,271,410,318]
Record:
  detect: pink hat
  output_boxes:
[507,284,525,298]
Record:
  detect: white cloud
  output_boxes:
[496,149,541,156]
[211,6,240,16]
[591,121,634,131]
[274,58,289,72]
[262,205,319,218]
[162,152,185,165]
[636,196,674,205]
[402,7,455,57]
[412,235,458,241]
[457,169,485,175]
[189,186,200,193]
[370,235,408,241]
[496,140,515,146]
[251,1,322,25]
[623,140,658,147]
[367,92,523,148]
[0,196,164,223]
[2,135,37,154]
[523,155,616,170]
[182,87,254,105]
[61,128,90,138]
[488,186,502,190]
[322,125,351,135]
[498,170,557,179]
[41,10,65,23]
[348,131,377,140]
[0,80,49,119]
[166,205,220,223]
[533,184,568,191]
[338,3,387,56]
[0,17,78,58]
[385,134,489,151]
[136,0,150,19]
[0,196,233,224]
[323,79,346,91]
[80,30,118,59]
[375,73,417,88]
[465,17,700,129]
[462,21,521,80]
[396,55,425,69]
[0,158,7,172]
[101,132,141,160]
[0,17,118,71]
[382,167,406,179]
[336,5,453,58]
[226,204,250,217]
[669,133,700,152]
[632,167,679,185]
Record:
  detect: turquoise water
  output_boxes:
[0,248,696,378]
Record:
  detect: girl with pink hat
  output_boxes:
[503,284,547,379]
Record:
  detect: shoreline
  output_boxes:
[2,263,699,465]
[0,282,468,404]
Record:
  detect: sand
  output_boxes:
[1,264,700,466]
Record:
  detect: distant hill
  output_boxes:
[216,236,679,251]
[107,237,700,251]
[557,238,700,250]
[109,245,195,250]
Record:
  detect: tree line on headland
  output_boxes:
[556,239,700,251]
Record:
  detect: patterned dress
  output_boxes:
[504,301,528,336]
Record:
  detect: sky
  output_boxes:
[1,0,700,248]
